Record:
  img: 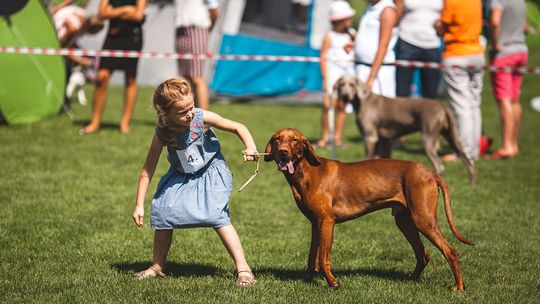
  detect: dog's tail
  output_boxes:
[435,174,475,245]
[442,107,477,186]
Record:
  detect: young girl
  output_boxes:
[316,0,356,148]
[132,78,258,286]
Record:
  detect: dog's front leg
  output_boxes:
[318,219,339,290]
[364,132,378,159]
[304,221,320,281]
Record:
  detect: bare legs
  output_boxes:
[317,94,347,147]
[136,225,254,285]
[493,97,521,157]
[214,225,251,271]
[82,70,138,134]
[317,93,331,147]
[188,76,209,110]
[119,75,138,134]
[82,69,110,133]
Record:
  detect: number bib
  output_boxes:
[176,144,205,173]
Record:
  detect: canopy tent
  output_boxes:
[0,0,65,124]
[210,0,330,96]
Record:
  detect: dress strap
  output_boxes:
[187,108,204,145]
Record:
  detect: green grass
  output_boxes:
[2,40,540,304]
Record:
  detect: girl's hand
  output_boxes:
[132,206,144,228]
[243,150,259,162]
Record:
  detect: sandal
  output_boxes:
[236,270,257,287]
[134,265,166,280]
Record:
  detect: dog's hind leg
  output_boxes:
[412,211,465,291]
[408,183,466,291]
[394,211,430,280]
[422,134,444,174]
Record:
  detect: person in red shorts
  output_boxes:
[488,0,529,159]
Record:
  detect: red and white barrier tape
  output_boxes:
[1,46,539,74]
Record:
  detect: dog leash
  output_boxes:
[238,151,270,192]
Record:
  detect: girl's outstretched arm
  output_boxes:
[203,110,258,161]
[133,134,164,228]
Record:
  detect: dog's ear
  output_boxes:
[302,136,320,166]
[356,78,370,100]
[264,135,275,162]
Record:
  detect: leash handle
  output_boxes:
[238,151,270,192]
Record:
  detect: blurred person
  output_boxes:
[394,0,443,98]
[488,0,528,159]
[354,0,398,97]
[174,0,219,110]
[435,0,484,161]
[81,0,147,135]
[315,0,356,148]
[52,4,104,111]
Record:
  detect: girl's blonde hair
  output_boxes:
[152,77,194,146]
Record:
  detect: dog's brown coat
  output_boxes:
[265,128,473,291]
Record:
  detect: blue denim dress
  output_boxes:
[150,109,233,229]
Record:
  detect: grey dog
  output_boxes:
[333,75,476,185]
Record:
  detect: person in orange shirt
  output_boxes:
[435,0,484,161]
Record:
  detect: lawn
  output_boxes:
[1,39,540,303]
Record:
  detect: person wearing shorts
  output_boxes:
[81,0,146,135]
[174,0,219,110]
[488,0,529,159]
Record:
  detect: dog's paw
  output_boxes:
[451,283,465,292]
[329,282,340,291]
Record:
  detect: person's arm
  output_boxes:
[434,0,453,36]
[320,34,330,92]
[66,54,93,66]
[366,6,397,91]
[490,7,503,55]
[50,0,74,15]
[132,134,164,228]
[205,0,219,30]
[118,0,147,22]
[202,110,258,161]
[99,0,146,21]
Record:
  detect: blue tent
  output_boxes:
[210,0,329,96]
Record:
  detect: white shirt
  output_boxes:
[325,30,355,69]
[354,0,398,64]
[174,0,219,29]
[398,0,443,49]
[54,6,86,41]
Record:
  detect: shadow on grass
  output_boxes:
[255,266,408,282]
[72,119,156,129]
[112,262,220,278]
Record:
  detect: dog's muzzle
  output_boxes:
[276,148,295,174]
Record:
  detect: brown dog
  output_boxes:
[265,128,474,291]
[332,75,476,185]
